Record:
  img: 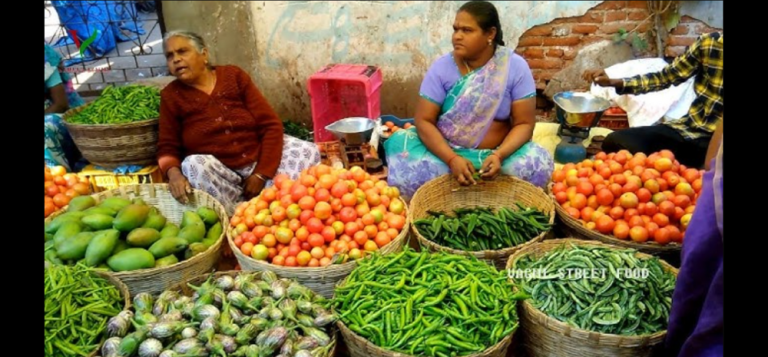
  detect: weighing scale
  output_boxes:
[324,118,384,174]
[553,91,611,164]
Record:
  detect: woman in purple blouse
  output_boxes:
[665,138,723,357]
[384,1,554,199]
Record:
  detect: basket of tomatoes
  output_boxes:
[227,164,410,298]
[549,149,702,255]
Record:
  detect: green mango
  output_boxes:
[57,232,96,261]
[148,237,189,259]
[113,204,151,232]
[107,248,155,272]
[126,228,162,248]
[67,196,96,212]
[81,214,114,230]
[85,229,120,267]
[196,207,219,226]
[181,211,204,229]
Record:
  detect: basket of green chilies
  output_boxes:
[44,263,131,357]
[409,174,555,270]
[62,85,160,169]
[506,238,679,357]
[333,248,525,357]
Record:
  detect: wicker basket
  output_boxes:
[334,266,515,357]
[409,174,555,270]
[548,183,682,256]
[228,197,411,299]
[337,320,513,357]
[506,238,679,357]
[166,270,337,357]
[45,184,228,296]
[62,102,159,169]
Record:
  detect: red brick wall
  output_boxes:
[516,1,723,89]
[665,16,722,57]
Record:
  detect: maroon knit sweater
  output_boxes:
[157,65,284,178]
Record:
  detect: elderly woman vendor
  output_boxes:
[384,1,553,199]
[157,31,320,212]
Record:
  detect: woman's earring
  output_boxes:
[488,39,492,45]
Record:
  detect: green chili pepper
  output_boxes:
[66,85,160,125]
[413,205,550,252]
[333,249,521,356]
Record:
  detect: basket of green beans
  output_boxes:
[62,85,161,168]
[506,239,678,357]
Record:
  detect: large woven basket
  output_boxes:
[166,270,337,357]
[334,268,515,357]
[45,184,228,296]
[409,174,555,270]
[506,238,679,357]
[228,197,410,299]
[337,320,513,357]
[62,102,159,169]
[547,183,682,256]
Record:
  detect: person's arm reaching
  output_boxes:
[584,33,709,95]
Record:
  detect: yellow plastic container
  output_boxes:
[77,165,164,193]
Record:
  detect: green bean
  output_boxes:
[513,244,676,336]
[333,249,520,356]
[44,263,124,357]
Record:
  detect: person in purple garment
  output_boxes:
[383,1,554,199]
[665,134,722,357]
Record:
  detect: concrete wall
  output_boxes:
[680,1,723,29]
[250,1,601,123]
[161,1,259,76]
[160,1,721,126]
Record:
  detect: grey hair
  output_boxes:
[163,30,207,53]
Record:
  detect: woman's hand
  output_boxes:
[449,156,477,186]
[480,153,501,179]
[167,167,192,204]
[243,174,266,200]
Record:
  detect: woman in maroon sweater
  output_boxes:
[158,31,320,213]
